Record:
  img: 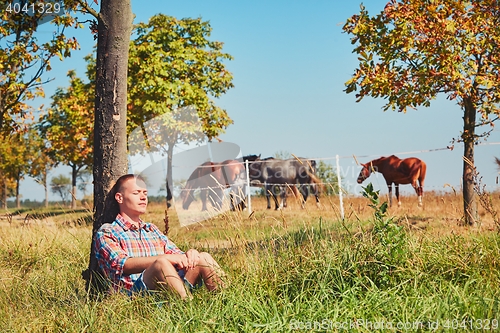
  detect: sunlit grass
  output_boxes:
[0,192,499,332]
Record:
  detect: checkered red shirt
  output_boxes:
[94,214,184,292]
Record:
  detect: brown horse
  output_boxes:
[181,159,246,211]
[357,155,426,207]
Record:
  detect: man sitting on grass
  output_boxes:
[94,174,225,299]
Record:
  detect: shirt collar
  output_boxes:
[115,214,152,231]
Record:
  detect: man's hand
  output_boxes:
[166,249,200,270]
[184,249,201,270]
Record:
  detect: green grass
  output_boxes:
[1,197,499,332]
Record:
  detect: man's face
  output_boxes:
[115,177,148,215]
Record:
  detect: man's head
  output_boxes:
[112,174,148,221]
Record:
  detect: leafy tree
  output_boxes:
[28,127,56,208]
[77,167,92,198]
[50,174,71,205]
[0,134,24,208]
[274,150,292,159]
[0,132,34,208]
[316,161,339,196]
[343,0,500,225]
[0,0,81,135]
[127,14,234,193]
[38,69,94,209]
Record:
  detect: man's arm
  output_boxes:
[123,253,194,275]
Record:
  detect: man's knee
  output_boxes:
[199,252,215,264]
[144,257,178,287]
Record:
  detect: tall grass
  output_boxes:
[0,189,499,332]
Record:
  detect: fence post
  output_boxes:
[336,154,344,220]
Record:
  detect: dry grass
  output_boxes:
[2,189,498,242]
[135,190,500,250]
[1,189,499,333]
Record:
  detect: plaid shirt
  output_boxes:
[94,214,184,292]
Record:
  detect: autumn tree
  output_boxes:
[343,0,500,225]
[0,133,30,208]
[38,69,94,209]
[28,127,56,208]
[0,0,81,135]
[127,14,234,195]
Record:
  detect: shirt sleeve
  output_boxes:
[149,224,184,255]
[94,227,128,281]
[164,238,185,255]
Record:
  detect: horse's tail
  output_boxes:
[308,172,324,195]
[301,159,324,194]
[417,159,427,186]
[166,180,173,208]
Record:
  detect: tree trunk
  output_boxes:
[3,180,7,209]
[84,0,133,294]
[44,169,49,208]
[15,175,20,209]
[462,98,478,225]
[71,164,78,209]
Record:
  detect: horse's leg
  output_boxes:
[265,183,272,209]
[395,184,401,207]
[229,192,235,211]
[215,188,224,210]
[418,184,423,206]
[289,185,303,209]
[281,186,287,208]
[312,183,320,203]
[417,163,426,207]
[414,180,423,207]
[387,183,393,207]
[238,185,247,210]
[200,189,208,211]
[231,185,246,211]
[273,185,282,210]
[208,188,223,211]
[299,184,308,208]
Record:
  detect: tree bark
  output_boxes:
[44,170,48,208]
[15,173,20,209]
[71,164,77,209]
[84,0,133,294]
[3,181,7,209]
[462,98,478,225]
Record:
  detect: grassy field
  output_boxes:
[1,189,499,332]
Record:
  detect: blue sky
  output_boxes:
[21,0,500,201]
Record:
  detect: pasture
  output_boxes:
[1,190,499,332]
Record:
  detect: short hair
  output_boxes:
[115,174,146,193]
